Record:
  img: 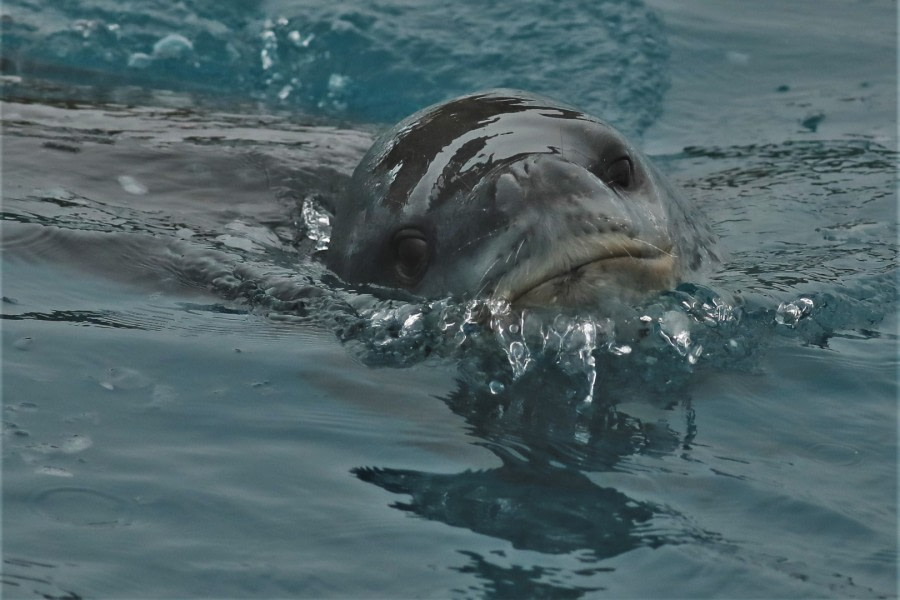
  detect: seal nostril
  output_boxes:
[495,173,523,205]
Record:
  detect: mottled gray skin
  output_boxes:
[327,90,716,309]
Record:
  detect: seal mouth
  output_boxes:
[493,233,677,307]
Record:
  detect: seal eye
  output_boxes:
[603,157,634,189]
[393,228,430,285]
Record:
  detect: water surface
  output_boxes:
[2,1,897,598]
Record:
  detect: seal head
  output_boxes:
[327,90,715,309]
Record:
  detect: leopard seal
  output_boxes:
[326,90,716,310]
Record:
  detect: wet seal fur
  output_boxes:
[327,90,717,310]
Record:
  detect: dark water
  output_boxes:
[2,1,897,598]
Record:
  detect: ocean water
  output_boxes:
[2,1,897,598]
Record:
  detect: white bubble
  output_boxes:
[60,435,93,454]
[117,175,148,195]
[127,52,153,69]
[37,466,73,478]
[726,50,750,66]
[261,48,274,71]
[328,73,350,92]
[152,34,194,60]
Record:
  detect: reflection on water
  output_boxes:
[451,550,606,599]
[357,463,660,557]
[352,357,711,589]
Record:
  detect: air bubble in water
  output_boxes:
[127,53,153,69]
[261,49,274,71]
[260,29,277,71]
[609,344,631,356]
[328,73,350,93]
[117,175,148,195]
[152,34,193,60]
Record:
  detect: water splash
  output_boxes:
[657,310,701,364]
[340,285,744,404]
[301,195,332,251]
[775,296,814,327]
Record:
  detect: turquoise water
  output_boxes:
[2,1,897,598]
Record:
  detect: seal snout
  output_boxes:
[481,155,680,306]
[492,154,640,241]
[491,230,677,306]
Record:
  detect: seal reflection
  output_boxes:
[352,365,709,586]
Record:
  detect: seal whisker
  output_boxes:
[564,145,594,164]
[447,223,507,256]
[633,238,677,257]
[475,255,506,296]
[512,238,526,264]
[559,127,565,160]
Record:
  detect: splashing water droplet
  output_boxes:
[775,297,814,327]
[301,195,331,251]
[658,310,695,360]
